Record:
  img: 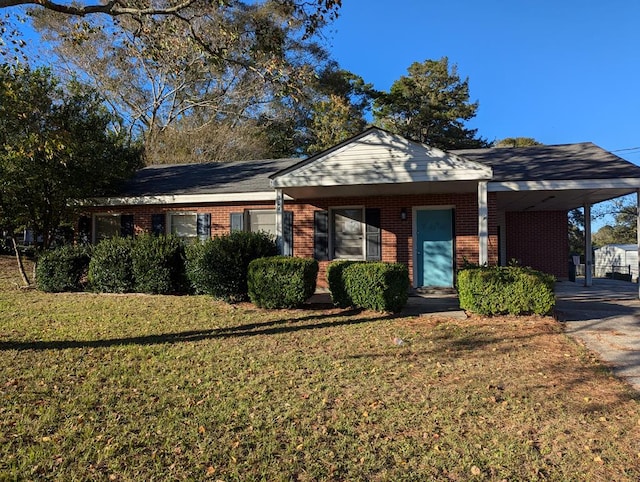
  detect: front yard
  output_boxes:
[0,256,639,480]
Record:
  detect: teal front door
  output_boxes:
[416,209,454,287]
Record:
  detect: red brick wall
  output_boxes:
[505,210,568,278]
[83,191,499,287]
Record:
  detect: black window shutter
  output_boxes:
[283,211,293,256]
[197,213,211,241]
[120,214,134,238]
[151,214,166,236]
[230,212,244,232]
[365,208,381,261]
[78,216,92,244]
[313,210,329,261]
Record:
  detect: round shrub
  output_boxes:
[197,231,277,303]
[327,260,364,308]
[248,256,318,309]
[343,262,410,313]
[88,237,134,293]
[36,245,91,292]
[131,234,187,294]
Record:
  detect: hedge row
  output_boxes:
[457,266,555,315]
[327,260,410,313]
[37,231,278,300]
[248,256,318,308]
[186,231,277,302]
[36,245,91,293]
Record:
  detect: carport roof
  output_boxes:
[453,142,640,182]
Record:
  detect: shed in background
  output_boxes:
[594,244,638,281]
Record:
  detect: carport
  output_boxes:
[555,277,640,390]
[455,142,640,295]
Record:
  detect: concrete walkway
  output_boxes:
[307,291,467,319]
[555,278,640,391]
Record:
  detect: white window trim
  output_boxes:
[92,213,121,244]
[245,209,277,234]
[166,211,198,239]
[329,206,366,261]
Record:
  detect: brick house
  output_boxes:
[81,128,640,288]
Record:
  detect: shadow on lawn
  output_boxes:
[0,308,393,351]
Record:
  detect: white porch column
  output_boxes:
[584,202,593,287]
[478,181,489,265]
[637,189,640,299]
[275,188,284,254]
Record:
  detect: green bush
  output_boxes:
[36,245,91,292]
[88,237,134,293]
[342,262,410,313]
[248,256,318,309]
[184,242,207,294]
[457,266,555,316]
[131,234,187,294]
[327,260,364,308]
[197,231,277,302]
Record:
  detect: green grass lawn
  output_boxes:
[1,256,639,481]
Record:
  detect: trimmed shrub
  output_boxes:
[342,262,410,313]
[327,260,364,308]
[131,234,187,294]
[457,266,555,316]
[184,241,207,294]
[248,256,318,309]
[197,231,277,302]
[36,245,90,292]
[88,237,134,293]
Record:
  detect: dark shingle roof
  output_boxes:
[117,158,299,196]
[112,140,640,199]
[452,142,640,182]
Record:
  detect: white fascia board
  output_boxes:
[488,178,640,192]
[80,191,290,207]
[272,170,492,188]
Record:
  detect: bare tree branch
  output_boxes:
[0,0,197,17]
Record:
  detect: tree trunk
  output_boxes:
[11,236,31,287]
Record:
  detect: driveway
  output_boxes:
[555,278,640,391]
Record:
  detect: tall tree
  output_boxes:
[373,57,489,149]
[30,1,332,163]
[593,197,637,247]
[0,64,142,282]
[258,64,375,157]
[568,208,585,256]
[494,137,542,148]
[1,0,341,44]
[306,66,375,153]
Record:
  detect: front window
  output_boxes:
[332,208,365,259]
[94,214,121,242]
[247,210,276,238]
[169,213,197,242]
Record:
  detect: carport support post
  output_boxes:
[478,181,488,266]
[275,188,284,254]
[584,202,593,287]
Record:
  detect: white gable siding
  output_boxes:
[272,130,492,188]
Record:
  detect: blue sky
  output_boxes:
[327,0,640,166]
